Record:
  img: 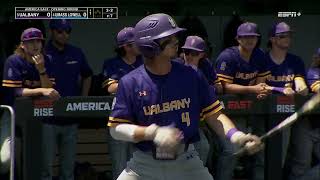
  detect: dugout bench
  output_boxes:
[14,94,320,180]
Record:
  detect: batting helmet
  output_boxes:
[21,27,44,42]
[134,13,186,58]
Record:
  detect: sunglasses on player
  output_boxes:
[276,33,292,39]
[184,49,201,56]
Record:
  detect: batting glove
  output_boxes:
[145,124,183,149]
[231,131,264,155]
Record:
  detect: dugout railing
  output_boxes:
[12,94,320,180]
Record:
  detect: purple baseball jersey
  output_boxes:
[108,61,222,152]
[102,55,143,89]
[2,54,55,88]
[174,58,219,85]
[215,47,270,85]
[45,41,93,97]
[265,53,306,88]
[307,67,320,93]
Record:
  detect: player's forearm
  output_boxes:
[108,83,119,94]
[223,83,256,94]
[20,88,44,97]
[205,111,237,137]
[81,76,92,96]
[39,73,53,88]
[109,124,151,142]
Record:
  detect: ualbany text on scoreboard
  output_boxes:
[15,7,118,20]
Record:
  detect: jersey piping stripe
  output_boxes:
[202,106,223,119]
[217,74,234,80]
[217,77,233,83]
[311,81,320,92]
[257,71,271,77]
[2,83,22,87]
[109,117,131,123]
[201,100,220,113]
[2,80,22,84]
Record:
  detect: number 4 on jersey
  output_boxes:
[181,112,190,126]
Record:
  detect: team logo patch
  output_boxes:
[66,61,78,64]
[191,39,195,46]
[8,68,13,78]
[139,90,147,97]
[146,20,159,29]
[168,17,177,28]
[220,61,226,71]
[247,24,252,31]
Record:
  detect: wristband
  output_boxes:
[144,124,159,140]
[226,128,239,140]
[272,87,285,93]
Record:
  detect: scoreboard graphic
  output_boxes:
[15,7,118,19]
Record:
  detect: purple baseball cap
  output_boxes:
[269,22,293,37]
[117,27,135,47]
[20,28,44,42]
[181,36,206,52]
[49,19,72,30]
[237,22,260,37]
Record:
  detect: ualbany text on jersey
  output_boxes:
[143,98,191,115]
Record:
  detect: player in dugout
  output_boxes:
[102,27,142,179]
[284,48,320,180]
[42,19,93,180]
[215,22,271,180]
[2,27,60,177]
[174,35,222,168]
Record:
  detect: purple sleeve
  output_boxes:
[307,68,320,92]
[79,50,93,78]
[215,52,235,84]
[2,57,23,88]
[108,79,134,127]
[197,71,223,121]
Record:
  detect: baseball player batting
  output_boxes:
[107,13,263,180]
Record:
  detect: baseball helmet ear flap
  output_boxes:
[137,40,162,59]
[138,41,161,58]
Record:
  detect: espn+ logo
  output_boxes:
[278,12,301,18]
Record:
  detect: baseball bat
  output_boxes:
[233,93,320,156]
